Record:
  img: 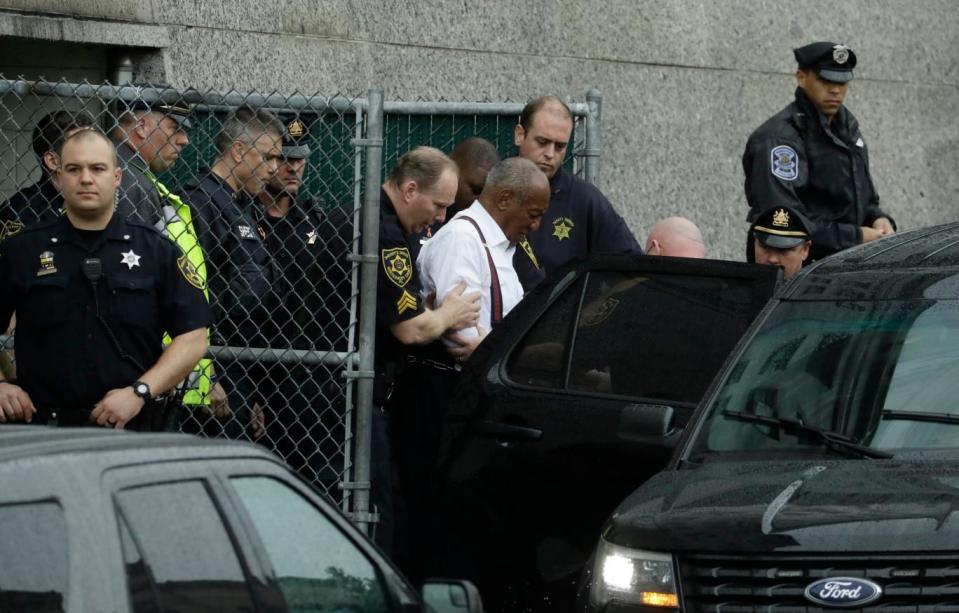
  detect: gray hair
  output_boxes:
[215,105,284,155]
[482,157,544,204]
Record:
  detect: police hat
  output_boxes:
[794,41,857,83]
[281,116,311,159]
[751,206,813,249]
[124,98,193,129]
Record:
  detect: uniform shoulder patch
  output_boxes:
[178,255,206,290]
[381,246,413,288]
[770,145,799,181]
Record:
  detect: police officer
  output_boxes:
[0,128,210,428]
[253,115,352,488]
[743,42,896,262]
[512,96,641,286]
[180,105,284,440]
[747,205,814,281]
[373,146,481,558]
[113,95,226,422]
[112,92,192,224]
[1,110,95,232]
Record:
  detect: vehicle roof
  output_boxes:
[786,222,959,300]
[0,425,276,465]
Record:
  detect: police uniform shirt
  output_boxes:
[0,177,64,231]
[742,87,894,261]
[181,171,277,346]
[375,188,426,370]
[0,213,211,412]
[514,165,641,280]
[417,200,524,340]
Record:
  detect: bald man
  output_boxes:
[645,217,707,259]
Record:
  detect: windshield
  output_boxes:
[690,299,959,460]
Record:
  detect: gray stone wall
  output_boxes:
[2,0,958,259]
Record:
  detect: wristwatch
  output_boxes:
[132,381,152,400]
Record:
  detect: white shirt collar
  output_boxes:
[451,200,510,249]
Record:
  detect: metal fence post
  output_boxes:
[350,88,384,535]
[585,88,603,187]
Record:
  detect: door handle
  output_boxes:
[475,420,543,442]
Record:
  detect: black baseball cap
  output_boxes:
[751,206,813,249]
[794,41,857,83]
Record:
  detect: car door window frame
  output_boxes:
[102,459,280,612]
[501,257,780,408]
[213,463,418,611]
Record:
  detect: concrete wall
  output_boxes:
[2,0,957,259]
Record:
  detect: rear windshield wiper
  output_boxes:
[882,410,959,425]
[722,410,894,459]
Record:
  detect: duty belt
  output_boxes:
[404,354,461,373]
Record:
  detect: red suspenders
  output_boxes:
[457,216,504,325]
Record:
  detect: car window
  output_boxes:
[567,271,762,403]
[115,480,256,612]
[231,476,389,613]
[506,276,584,388]
[0,501,68,613]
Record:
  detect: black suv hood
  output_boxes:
[605,459,959,553]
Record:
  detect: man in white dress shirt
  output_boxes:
[392,157,549,580]
[419,157,550,360]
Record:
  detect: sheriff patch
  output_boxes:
[178,255,206,290]
[581,296,620,327]
[771,145,798,181]
[552,217,574,241]
[381,247,413,288]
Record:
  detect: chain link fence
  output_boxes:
[0,79,601,532]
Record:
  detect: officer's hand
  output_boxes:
[445,325,488,363]
[441,282,481,330]
[861,226,886,243]
[872,217,896,236]
[91,387,144,429]
[209,381,232,420]
[0,382,36,423]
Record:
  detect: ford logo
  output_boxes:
[804,577,882,607]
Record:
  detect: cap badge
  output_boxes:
[772,208,790,228]
[832,44,850,65]
[288,119,306,138]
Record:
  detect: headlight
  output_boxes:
[589,539,679,609]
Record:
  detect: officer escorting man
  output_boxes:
[181,105,284,439]
[1,110,95,232]
[513,96,641,285]
[253,115,352,489]
[373,146,481,557]
[113,92,192,223]
[743,42,895,262]
[0,128,210,428]
[747,205,814,281]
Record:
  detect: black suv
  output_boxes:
[579,223,959,611]
[429,255,779,611]
[0,427,481,613]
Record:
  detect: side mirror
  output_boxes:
[421,579,484,613]
[618,403,675,444]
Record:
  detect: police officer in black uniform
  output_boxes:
[180,106,284,439]
[743,41,896,262]
[254,115,353,491]
[0,128,210,429]
[747,205,814,282]
[0,110,96,233]
[372,146,481,559]
[512,96,641,287]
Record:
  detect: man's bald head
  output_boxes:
[449,137,500,216]
[645,217,707,258]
